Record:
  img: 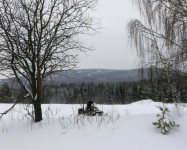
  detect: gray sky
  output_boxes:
[77,0,140,70]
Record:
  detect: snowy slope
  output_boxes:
[0,100,187,150]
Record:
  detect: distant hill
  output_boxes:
[53,69,148,84]
[0,68,149,88]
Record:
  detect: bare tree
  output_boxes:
[128,0,187,104]
[0,0,97,122]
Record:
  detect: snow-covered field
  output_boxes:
[0,100,187,150]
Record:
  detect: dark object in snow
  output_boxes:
[87,100,94,110]
[78,100,104,116]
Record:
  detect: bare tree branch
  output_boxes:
[0,94,30,119]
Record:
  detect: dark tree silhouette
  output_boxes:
[0,0,97,122]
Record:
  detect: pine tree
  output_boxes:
[153,105,179,134]
[0,82,13,103]
[179,87,185,103]
[132,82,139,101]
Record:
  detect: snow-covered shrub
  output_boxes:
[153,106,179,135]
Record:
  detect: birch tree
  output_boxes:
[128,0,187,103]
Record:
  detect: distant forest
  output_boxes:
[7,75,186,104]
[0,71,186,104]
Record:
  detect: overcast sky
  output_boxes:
[77,0,140,70]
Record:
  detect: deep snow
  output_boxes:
[0,100,187,150]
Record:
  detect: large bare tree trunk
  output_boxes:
[33,100,42,122]
[33,71,42,122]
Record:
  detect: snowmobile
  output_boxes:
[78,101,104,116]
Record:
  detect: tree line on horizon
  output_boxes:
[1,73,186,104]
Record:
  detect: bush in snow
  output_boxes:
[153,106,179,135]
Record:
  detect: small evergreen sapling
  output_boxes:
[153,105,179,135]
